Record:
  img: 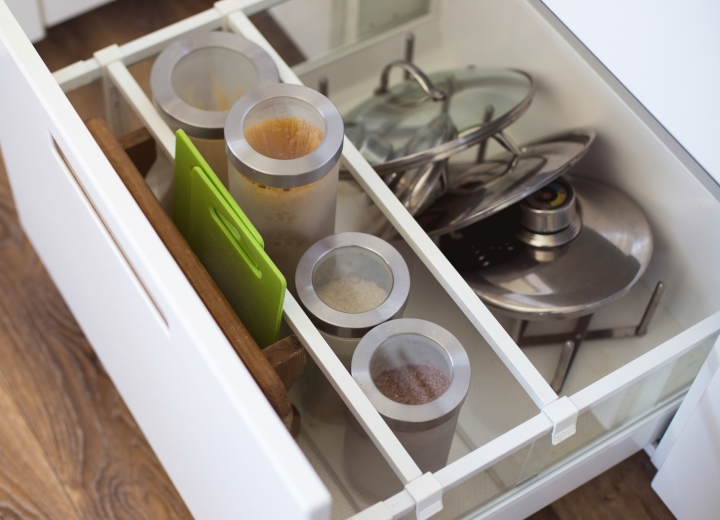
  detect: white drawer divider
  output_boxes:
[103,58,176,159]
[224,7,559,412]
[74,27,426,487]
[570,309,720,414]
[542,397,579,445]
[283,294,424,485]
[356,413,555,519]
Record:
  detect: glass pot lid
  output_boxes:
[417,129,595,236]
[343,64,534,174]
[439,176,653,320]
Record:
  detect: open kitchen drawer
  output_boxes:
[1,0,719,519]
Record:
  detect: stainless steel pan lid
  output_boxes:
[417,129,595,236]
[440,176,653,320]
[151,31,279,139]
[344,66,534,175]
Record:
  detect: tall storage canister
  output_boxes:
[346,318,471,500]
[151,31,278,186]
[225,83,344,289]
[295,232,410,419]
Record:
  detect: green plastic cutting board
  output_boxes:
[173,130,285,348]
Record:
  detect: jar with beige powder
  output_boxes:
[151,31,278,187]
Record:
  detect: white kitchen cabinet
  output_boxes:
[651,342,720,520]
[5,0,115,42]
[4,0,45,42]
[42,0,114,26]
[1,0,719,519]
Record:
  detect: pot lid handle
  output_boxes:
[374,60,447,101]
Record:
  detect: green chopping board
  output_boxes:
[173,130,285,348]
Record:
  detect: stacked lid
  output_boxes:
[343,52,650,320]
[343,60,596,230]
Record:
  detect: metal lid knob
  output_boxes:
[517,179,582,248]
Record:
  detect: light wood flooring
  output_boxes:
[0,0,676,518]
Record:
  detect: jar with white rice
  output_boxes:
[295,232,410,419]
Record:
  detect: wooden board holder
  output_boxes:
[86,118,305,436]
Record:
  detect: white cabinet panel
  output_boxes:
[0,4,330,519]
[5,0,44,42]
[651,368,720,519]
[42,0,114,26]
[541,0,720,183]
[652,344,720,520]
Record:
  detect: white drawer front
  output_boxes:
[0,5,330,519]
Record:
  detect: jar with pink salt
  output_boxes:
[346,318,471,501]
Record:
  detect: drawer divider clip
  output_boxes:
[544,396,579,445]
[405,472,443,520]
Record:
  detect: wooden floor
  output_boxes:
[0,0,675,518]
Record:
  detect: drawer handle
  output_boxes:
[49,133,168,328]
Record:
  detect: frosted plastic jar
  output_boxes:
[295,232,410,419]
[225,84,344,288]
[151,31,278,186]
[345,319,471,501]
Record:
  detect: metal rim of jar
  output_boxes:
[225,83,344,188]
[352,319,471,432]
[296,232,410,339]
[150,31,279,140]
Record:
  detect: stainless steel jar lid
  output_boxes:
[352,319,471,432]
[151,31,279,139]
[225,83,344,188]
[296,232,410,338]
